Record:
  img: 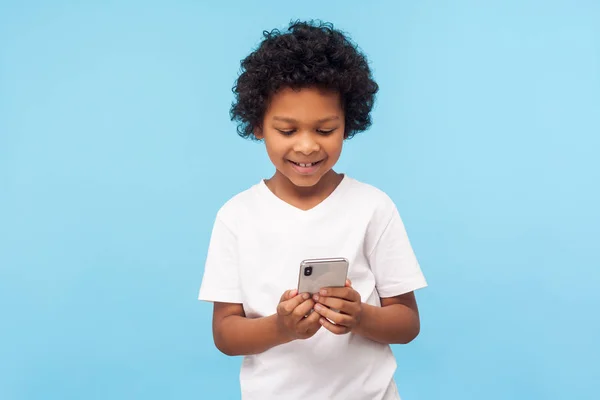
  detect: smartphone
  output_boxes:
[297,257,349,295]
[297,258,349,319]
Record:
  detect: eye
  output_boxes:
[276,129,296,136]
[316,128,336,135]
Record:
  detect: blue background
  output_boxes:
[1,1,599,399]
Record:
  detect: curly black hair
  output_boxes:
[230,20,379,139]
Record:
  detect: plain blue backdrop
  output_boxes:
[1,1,599,399]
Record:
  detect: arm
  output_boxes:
[351,199,426,344]
[353,292,421,344]
[212,302,290,356]
[212,290,323,356]
[314,284,421,345]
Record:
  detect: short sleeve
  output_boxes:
[368,206,427,298]
[198,215,243,303]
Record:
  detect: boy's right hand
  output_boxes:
[276,289,322,340]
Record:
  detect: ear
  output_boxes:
[253,126,264,140]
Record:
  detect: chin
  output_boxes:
[285,172,325,188]
[288,177,321,187]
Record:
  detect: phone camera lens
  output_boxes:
[304,266,312,276]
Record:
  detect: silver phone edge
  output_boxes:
[296,257,349,293]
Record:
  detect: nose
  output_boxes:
[293,131,320,155]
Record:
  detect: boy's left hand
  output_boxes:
[312,279,362,335]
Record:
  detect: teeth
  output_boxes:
[291,160,320,167]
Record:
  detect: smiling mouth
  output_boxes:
[288,159,324,167]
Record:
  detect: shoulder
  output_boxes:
[341,176,401,240]
[214,182,263,228]
[344,176,397,213]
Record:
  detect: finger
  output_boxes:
[279,290,289,303]
[279,291,288,303]
[305,323,322,338]
[297,308,321,331]
[278,292,309,315]
[319,287,360,302]
[313,295,348,313]
[345,279,352,287]
[314,303,353,326]
[319,316,349,335]
[292,299,316,321]
[280,289,298,303]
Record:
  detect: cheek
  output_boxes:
[324,138,344,161]
[264,139,287,163]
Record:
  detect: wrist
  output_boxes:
[352,302,371,336]
[269,314,294,346]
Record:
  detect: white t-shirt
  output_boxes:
[199,175,427,400]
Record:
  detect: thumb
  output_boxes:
[345,279,352,287]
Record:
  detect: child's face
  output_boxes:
[255,86,345,188]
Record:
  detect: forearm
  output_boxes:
[214,314,291,356]
[353,303,420,344]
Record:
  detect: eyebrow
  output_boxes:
[272,116,340,123]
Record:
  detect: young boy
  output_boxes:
[199,20,427,400]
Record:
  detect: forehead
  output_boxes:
[265,87,343,122]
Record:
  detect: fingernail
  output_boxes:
[302,293,309,300]
[314,304,322,311]
[313,294,319,301]
[320,289,327,296]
